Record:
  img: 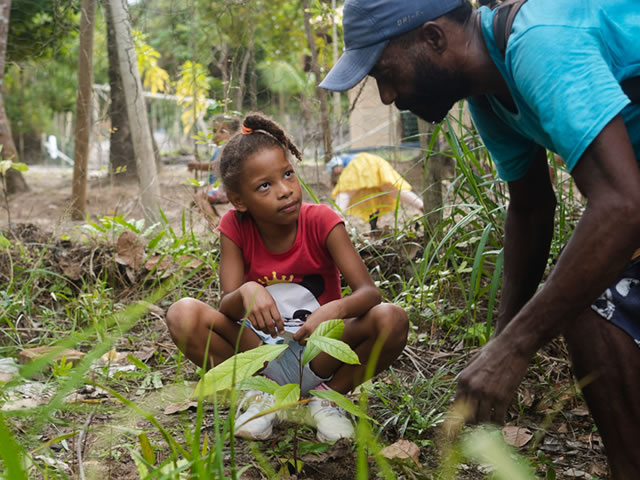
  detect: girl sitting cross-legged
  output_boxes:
[165,112,409,442]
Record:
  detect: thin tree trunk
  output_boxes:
[104,0,136,179]
[234,46,251,112]
[302,0,332,163]
[107,0,160,224]
[418,118,447,235]
[0,0,27,193]
[71,0,96,220]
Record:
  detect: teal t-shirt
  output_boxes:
[467,0,640,181]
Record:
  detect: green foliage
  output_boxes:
[194,344,288,397]
[7,0,79,63]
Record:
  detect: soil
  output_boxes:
[0,161,611,479]
[1,158,426,236]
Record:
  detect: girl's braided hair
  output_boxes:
[219,112,302,194]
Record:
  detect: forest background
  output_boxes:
[0,1,609,479]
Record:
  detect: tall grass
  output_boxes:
[0,112,583,479]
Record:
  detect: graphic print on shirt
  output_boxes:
[263,274,325,331]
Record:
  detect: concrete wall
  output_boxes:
[347,78,402,150]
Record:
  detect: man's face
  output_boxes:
[369,36,469,123]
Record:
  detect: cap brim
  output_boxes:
[319,41,388,92]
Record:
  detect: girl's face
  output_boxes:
[230,146,302,224]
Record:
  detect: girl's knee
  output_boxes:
[371,303,409,344]
[166,297,202,336]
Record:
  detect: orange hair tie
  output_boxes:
[241,125,253,135]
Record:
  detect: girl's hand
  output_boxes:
[293,310,335,344]
[240,282,284,338]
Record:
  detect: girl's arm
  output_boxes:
[218,233,284,337]
[293,223,381,342]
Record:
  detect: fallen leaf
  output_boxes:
[502,425,533,448]
[18,347,85,366]
[144,255,176,278]
[562,468,593,479]
[0,358,20,383]
[164,401,199,415]
[518,386,534,408]
[557,423,568,433]
[98,349,128,365]
[115,231,144,270]
[57,257,82,281]
[33,455,72,474]
[133,346,155,362]
[379,439,420,464]
[177,255,205,270]
[569,406,590,417]
[139,301,165,318]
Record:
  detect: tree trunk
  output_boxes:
[104,0,136,179]
[234,46,251,112]
[418,118,447,235]
[71,0,96,220]
[107,0,160,224]
[302,0,333,163]
[0,0,27,193]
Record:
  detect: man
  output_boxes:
[320,0,640,476]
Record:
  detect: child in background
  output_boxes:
[187,116,240,229]
[329,152,424,230]
[166,113,409,442]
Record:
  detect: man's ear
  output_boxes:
[227,191,248,212]
[421,22,447,54]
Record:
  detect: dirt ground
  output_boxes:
[1,158,426,235]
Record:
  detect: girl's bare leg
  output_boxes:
[166,297,261,368]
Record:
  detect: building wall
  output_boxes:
[348,78,402,150]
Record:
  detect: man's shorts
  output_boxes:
[242,321,331,395]
[591,257,640,348]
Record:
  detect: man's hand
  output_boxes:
[187,160,197,172]
[240,282,284,338]
[454,334,533,424]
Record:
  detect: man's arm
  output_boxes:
[496,147,556,334]
[456,115,640,423]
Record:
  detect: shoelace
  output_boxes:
[235,391,272,420]
[314,400,346,418]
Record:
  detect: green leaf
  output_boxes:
[310,389,372,421]
[274,383,300,408]
[138,432,156,465]
[126,354,150,372]
[0,234,10,249]
[193,344,288,398]
[304,337,360,366]
[311,318,344,340]
[302,319,345,365]
[238,376,280,394]
[0,160,11,175]
[9,162,28,172]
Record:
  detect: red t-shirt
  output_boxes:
[218,203,344,306]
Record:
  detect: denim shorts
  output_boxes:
[591,257,640,348]
[243,321,331,395]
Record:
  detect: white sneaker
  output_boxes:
[308,396,354,443]
[234,390,278,440]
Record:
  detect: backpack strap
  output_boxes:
[492,0,529,56]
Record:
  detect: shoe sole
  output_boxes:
[235,427,273,441]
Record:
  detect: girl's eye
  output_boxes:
[284,170,294,179]
[257,182,270,191]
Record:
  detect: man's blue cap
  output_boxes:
[319,0,465,92]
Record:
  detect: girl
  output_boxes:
[166,113,409,442]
